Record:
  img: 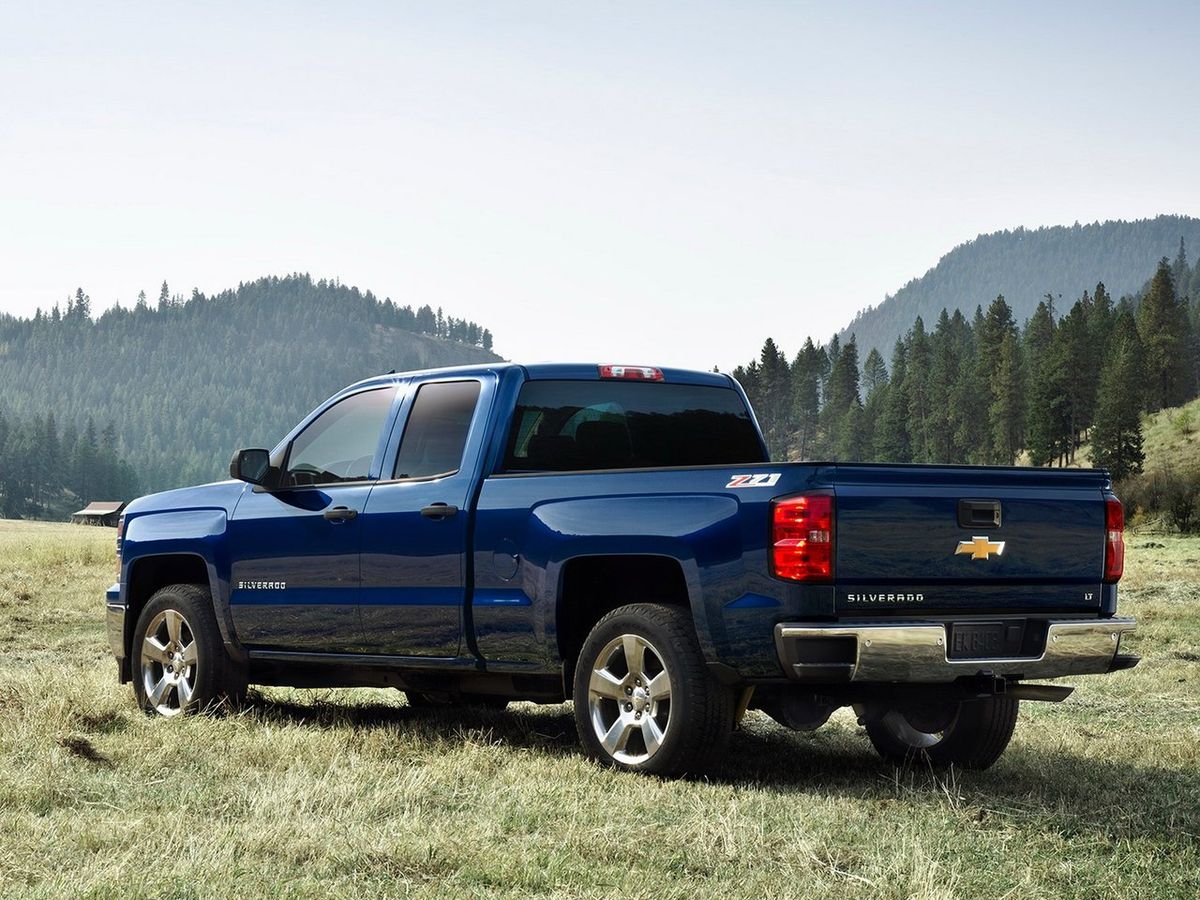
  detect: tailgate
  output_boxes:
[832,464,1108,614]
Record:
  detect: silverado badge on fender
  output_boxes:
[955,535,1005,560]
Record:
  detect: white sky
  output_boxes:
[1,1,1198,370]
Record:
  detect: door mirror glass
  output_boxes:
[230,448,273,485]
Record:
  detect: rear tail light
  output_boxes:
[1103,496,1124,583]
[598,365,663,381]
[771,493,834,582]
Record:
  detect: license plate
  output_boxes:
[948,622,1009,659]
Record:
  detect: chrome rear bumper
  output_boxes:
[775,617,1137,683]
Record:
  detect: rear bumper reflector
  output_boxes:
[774,617,1136,683]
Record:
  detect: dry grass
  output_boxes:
[0,519,1197,898]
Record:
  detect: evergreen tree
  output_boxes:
[820,336,860,456]
[874,338,912,462]
[989,330,1024,464]
[754,338,792,458]
[977,296,1022,463]
[905,317,932,462]
[861,348,888,399]
[1092,329,1146,481]
[1137,258,1194,410]
[790,339,823,460]
[952,306,989,462]
[1171,237,1189,296]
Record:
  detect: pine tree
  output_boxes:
[1171,237,1189,296]
[820,336,860,457]
[905,317,932,462]
[790,339,823,460]
[1024,299,1065,466]
[874,338,912,462]
[952,307,988,462]
[990,329,1024,464]
[1138,258,1195,410]
[1092,329,1145,481]
[861,348,888,399]
[977,296,1022,463]
[755,338,792,458]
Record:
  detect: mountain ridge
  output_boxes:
[0,274,502,493]
[839,215,1200,357]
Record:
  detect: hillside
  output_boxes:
[840,215,1200,357]
[1070,397,1200,475]
[0,275,502,493]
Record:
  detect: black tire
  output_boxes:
[865,697,1019,769]
[403,691,509,712]
[131,584,245,716]
[573,603,734,776]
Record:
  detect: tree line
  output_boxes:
[0,410,138,519]
[841,215,1200,363]
[0,274,501,501]
[732,242,1200,488]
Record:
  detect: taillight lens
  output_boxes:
[771,493,834,582]
[1104,496,1124,583]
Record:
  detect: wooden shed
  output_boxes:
[70,501,127,527]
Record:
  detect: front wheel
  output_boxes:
[865,696,1019,769]
[573,603,733,776]
[132,584,244,717]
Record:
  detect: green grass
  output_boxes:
[1,519,1198,898]
[1068,395,1200,475]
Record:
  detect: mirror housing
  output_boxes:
[230,448,275,486]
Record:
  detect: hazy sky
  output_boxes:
[2,2,1198,370]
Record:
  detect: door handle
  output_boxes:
[323,506,358,522]
[421,503,459,519]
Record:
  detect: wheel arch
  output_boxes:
[124,553,214,661]
[555,553,700,697]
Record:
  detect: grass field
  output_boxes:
[1,519,1197,898]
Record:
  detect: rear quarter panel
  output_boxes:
[471,464,832,677]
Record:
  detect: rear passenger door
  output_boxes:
[357,377,490,656]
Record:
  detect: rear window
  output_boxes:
[502,380,766,472]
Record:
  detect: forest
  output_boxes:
[732,244,1200,524]
[3,234,1200,524]
[0,274,500,503]
[841,215,1200,360]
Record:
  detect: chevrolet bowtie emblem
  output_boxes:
[955,535,1005,560]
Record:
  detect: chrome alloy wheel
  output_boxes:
[139,609,199,716]
[587,633,672,765]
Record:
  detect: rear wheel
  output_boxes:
[132,584,245,717]
[865,697,1019,769]
[573,603,733,776]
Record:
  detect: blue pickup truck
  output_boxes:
[105,362,1137,775]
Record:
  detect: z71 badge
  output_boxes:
[726,473,781,488]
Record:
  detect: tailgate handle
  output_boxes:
[958,499,1001,528]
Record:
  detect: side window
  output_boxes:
[393,381,482,480]
[284,388,396,487]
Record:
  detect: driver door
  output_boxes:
[227,385,399,651]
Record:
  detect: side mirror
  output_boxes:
[230,448,274,486]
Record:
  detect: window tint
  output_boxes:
[393,381,481,479]
[285,388,396,487]
[503,381,766,472]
